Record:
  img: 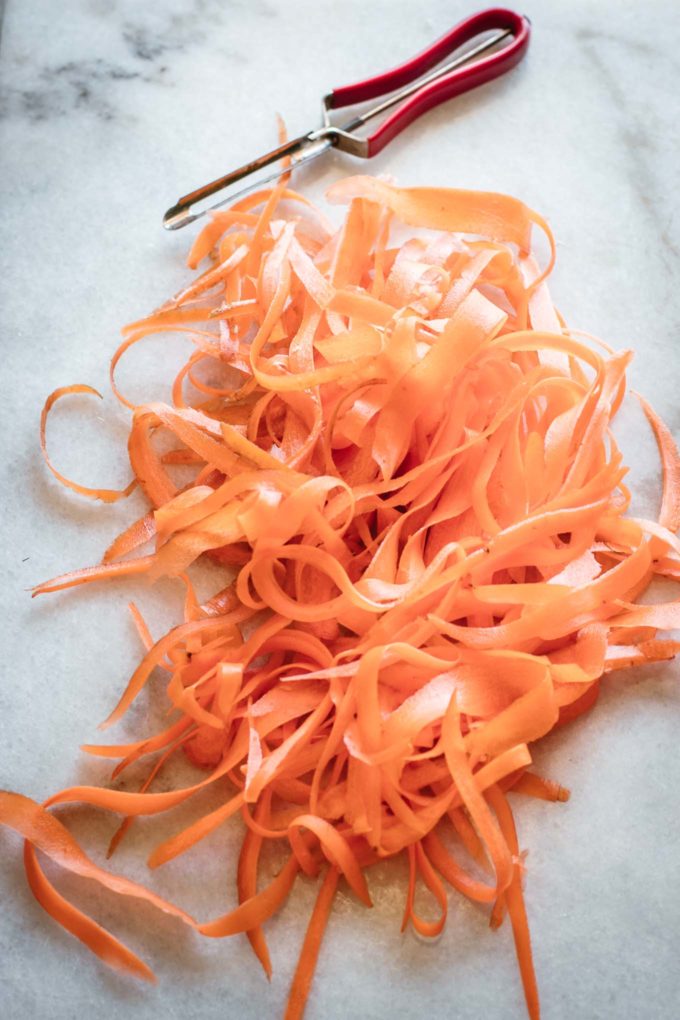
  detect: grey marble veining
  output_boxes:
[575,26,680,264]
[0,0,276,125]
[1,2,679,1020]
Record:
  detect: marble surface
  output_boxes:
[1,1,679,1018]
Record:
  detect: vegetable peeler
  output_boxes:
[163,7,530,230]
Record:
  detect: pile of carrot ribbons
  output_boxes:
[3,171,680,1020]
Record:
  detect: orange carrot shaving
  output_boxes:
[636,392,680,531]
[284,866,339,1020]
[2,172,679,1020]
[40,385,136,502]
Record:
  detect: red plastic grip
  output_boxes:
[329,8,530,157]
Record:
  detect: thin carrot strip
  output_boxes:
[127,601,155,653]
[107,740,181,857]
[32,556,155,596]
[284,867,339,1020]
[408,842,448,937]
[40,386,136,502]
[510,772,570,802]
[486,785,540,1020]
[23,842,156,983]
[148,790,245,868]
[198,855,299,937]
[238,789,274,978]
[636,392,680,531]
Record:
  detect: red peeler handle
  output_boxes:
[329,8,530,157]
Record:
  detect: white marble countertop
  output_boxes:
[1,2,679,1018]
